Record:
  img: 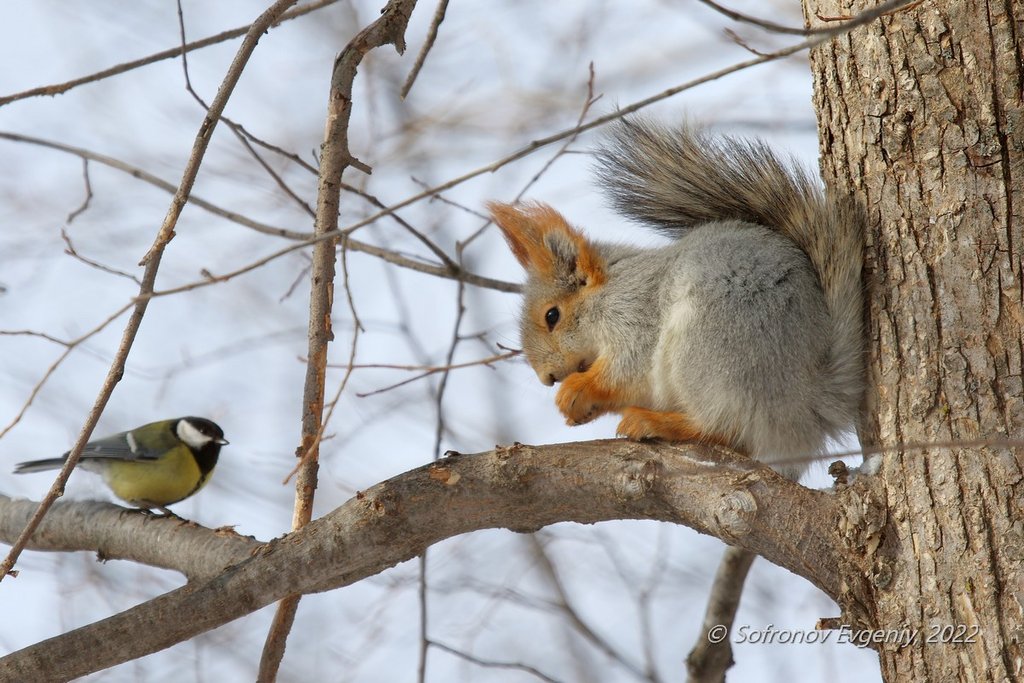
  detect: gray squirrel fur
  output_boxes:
[489,116,865,480]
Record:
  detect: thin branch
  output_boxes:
[0,0,341,107]
[175,0,318,221]
[344,183,459,271]
[228,121,318,217]
[315,25,883,249]
[401,0,450,97]
[0,1,916,306]
[815,0,924,23]
[0,0,302,583]
[419,245,469,681]
[344,0,924,245]
[337,350,518,371]
[429,640,561,683]
[140,0,304,266]
[61,228,142,284]
[697,0,917,36]
[686,546,756,683]
[528,534,650,681]
[0,132,311,241]
[280,247,363,486]
[66,158,93,223]
[0,302,133,441]
[0,132,517,291]
[418,553,431,683]
[592,526,670,683]
[354,350,518,398]
[0,330,72,347]
[227,119,319,175]
[258,2,417,678]
[463,62,599,249]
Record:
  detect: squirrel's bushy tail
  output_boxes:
[596,117,865,432]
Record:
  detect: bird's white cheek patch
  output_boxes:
[177,420,212,449]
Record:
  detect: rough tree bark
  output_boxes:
[802,1,1024,680]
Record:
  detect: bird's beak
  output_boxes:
[215,438,230,445]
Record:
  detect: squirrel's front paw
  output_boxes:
[555,376,604,425]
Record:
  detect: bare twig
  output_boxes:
[61,229,142,284]
[0,302,132,441]
[528,534,650,681]
[463,62,599,249]
[227,120,320,175]
[698,0,917,35]
[343,183,458,271]
[0,0,341,107]
[343,0,925,246]
[66,158,93,223]
[257,1,417,678]
[138,232,520,304]
[401,0,450,97]
[280,246,363,486]
[0,330,72,346]
[232,122,318,217]
[418,248,469,681]
[418,551,430,683]
[279,257,313,302]
[338,350,518,372]
[355,349,517,398]
[429,640,561,683]
[686,546,756,683]
[0,133,517,291]
[176,1,318,221]
[816,0,923,22]
[0,0,302,583]
[0,133,311,241]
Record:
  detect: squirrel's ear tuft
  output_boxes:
[487,201,537,269]
[487,201,605,286]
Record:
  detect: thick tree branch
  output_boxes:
[0,439,854,681]
[0,497,258,583]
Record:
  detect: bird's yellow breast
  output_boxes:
[100,447,211,507]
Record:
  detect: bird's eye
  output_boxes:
[544,306,560,331]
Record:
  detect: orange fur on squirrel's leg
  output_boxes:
[556,358,621,425]
[616,407,739,450]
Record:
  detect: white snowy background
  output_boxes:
[0,1,880,681]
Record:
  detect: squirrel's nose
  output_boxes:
[544,373,558,386]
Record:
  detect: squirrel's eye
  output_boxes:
[544,306,560,331]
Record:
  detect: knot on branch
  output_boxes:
[615,458,659,500]
[491,442,531,489]
[362,490,401,517]
[714,489,757,540]
[837,486,887,559]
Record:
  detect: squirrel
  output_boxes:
[488,117,865,479]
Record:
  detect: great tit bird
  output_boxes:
[14,417,228,509]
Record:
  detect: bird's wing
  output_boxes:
[75,430,162,461]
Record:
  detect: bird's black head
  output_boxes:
[176,417,228,474]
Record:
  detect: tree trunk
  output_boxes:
[802,1,1024,680]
